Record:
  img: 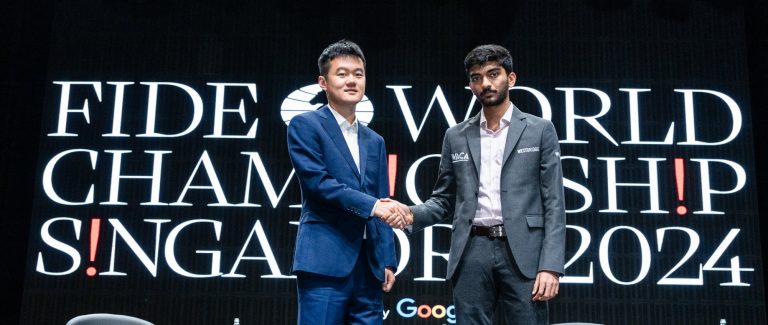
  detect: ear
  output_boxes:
[318,75,327,90]
[508,72,517,87]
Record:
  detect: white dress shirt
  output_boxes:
[473,103,514,227]
[329,106,360,172]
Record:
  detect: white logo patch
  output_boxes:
[517,146,540,154]
[451,152,470,162]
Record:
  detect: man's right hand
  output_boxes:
[375,199,412,229]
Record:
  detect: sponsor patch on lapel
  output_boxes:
[451,152,470,162]
[517,146,540,154]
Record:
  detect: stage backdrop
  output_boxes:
[21,0,765,324]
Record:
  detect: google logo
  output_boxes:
[396,298,456,324]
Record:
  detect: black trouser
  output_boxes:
[451,235,548,325]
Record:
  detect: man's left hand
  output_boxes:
[531,271,559,301]
[382,268,396,292]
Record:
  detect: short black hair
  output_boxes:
[318,39,366,76]
[464,44,513,77]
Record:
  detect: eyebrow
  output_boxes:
[333,67,365,73]
[470,68,501,79]
[471,67,502,76]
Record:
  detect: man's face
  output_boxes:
[468,61,516,107]
[319,55,366,108]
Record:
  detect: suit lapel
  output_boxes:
[320,106,361,179]
[357,124,368,187]
[502,105,527,168]
[465,113,481,177]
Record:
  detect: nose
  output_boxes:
[482,76,492,88]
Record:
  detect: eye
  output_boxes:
[470,76,480,82]
[490,71,499,78]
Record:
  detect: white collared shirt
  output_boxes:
[328,106,360,172]
[473,103,514,227]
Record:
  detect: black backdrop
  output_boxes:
[3,1,768,324]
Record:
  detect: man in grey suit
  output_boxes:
[386,44,566,324]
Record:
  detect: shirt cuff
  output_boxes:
[370,200,379,217]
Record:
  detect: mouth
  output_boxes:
[344,89,358,94]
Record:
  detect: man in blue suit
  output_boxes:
[287,40,405,325]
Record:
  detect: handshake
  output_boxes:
[374,198,413,230]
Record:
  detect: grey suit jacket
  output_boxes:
[411,105,566,280]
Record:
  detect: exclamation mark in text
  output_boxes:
[86,218,101,277]
[675,158,687,216]
[388,154,398,197]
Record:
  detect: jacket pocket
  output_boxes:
[526,215,544,228]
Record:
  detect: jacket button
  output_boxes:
[467,219,472,224]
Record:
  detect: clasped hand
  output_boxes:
[374,198,412,229]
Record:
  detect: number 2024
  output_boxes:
[563,226,754,286]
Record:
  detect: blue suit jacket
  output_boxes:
[287,106,396,281]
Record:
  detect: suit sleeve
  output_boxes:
[538,121,566,275]
[287,114,378,219]
[410,131,456,233]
